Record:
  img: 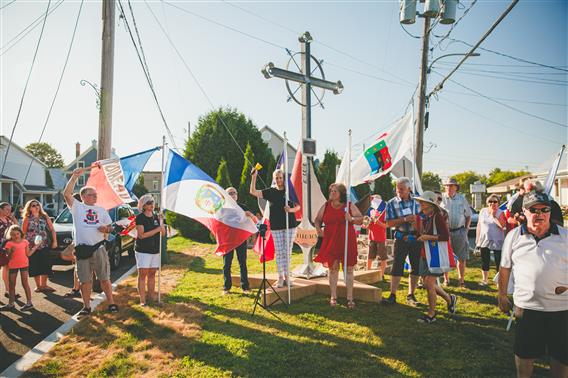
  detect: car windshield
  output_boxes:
[55,208,73,224]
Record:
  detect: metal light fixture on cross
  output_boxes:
[261,31,343,279]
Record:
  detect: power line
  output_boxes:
[324,60,415,88]
[436,95,562,145]
[436,61,568,69]
[434,73,567,129]
[430,0,520,96]
[1,0,51,177]
[147,0,268,187]
[22,0,84,186]
[0,0,64,56]
[446,37,568,73]
[0,0,16,10]
[431,0,477,51]
[117,0,178,150]
[441,69,567,86]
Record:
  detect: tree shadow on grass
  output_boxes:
[185,256,222,275]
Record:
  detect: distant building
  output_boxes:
[259,125,297,169]
[535,149,568,206]
[0,135,57,207]
[141,171,162,206]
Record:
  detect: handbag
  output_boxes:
[75,241,104,260]
[423,216,456,274]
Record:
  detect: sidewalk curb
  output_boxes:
[1,265,137,378]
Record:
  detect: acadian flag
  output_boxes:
[337,111,414,187]
[162,149,257,255]
[86,148,158,210]
[423,240,456,274]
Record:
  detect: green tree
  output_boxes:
[486,168,529,187]
[25,142,64,168]
[421,172,442,192]
[315,149,341,193]
[451,171,486,204]
[216,159,232,189]
[185,107,275,192]
[132,174,148,198]
[372,174,395,201]
[238,143,256,210]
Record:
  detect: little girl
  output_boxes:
[0,224,38,311]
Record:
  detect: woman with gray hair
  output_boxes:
[476,194,506,286]
[134,194,166,306]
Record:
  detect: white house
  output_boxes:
[259,125,297,169]
[0,135,57,206]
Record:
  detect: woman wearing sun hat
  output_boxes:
[415,191,458,324]
[135,194,166,306]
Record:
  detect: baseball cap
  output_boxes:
[522,191,551,209]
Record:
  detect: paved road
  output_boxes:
[0,255,136,372]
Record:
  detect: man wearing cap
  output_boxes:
[498,191,568,377]
[382,177,421,306]
[63,168,117,317]
[441,178,471,287]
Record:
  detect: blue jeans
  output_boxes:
[223,242,249,291]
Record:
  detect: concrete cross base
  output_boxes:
[232,269,382,305]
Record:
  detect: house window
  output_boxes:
[78,175,85,186]
[153,180,159,191]
[78,161,85,168]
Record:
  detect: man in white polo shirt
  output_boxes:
[498,191,567,378]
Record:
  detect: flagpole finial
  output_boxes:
[348,129,351,136]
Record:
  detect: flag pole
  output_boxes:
[545,145,565,196]
[283,132,291,304]
[158,136,166,304]
[343,129,352,283]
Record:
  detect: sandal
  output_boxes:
[417,313,437,324]
[347,299,356,309]
[329,298,337,307]
[107,304,119,313]
[77,307,91,317]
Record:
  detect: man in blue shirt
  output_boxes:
[382,177,421,305]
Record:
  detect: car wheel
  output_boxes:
[109,244,121,270]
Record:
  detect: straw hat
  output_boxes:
[414,191,441,211]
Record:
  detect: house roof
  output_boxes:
[0,135,48,168]
[24,184,57,193]
[48,168,68,190]
[486,174,536,194]
[65,140,118,171]
[534,147,568,177]
[259,125,297,153]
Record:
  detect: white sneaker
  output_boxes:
[276,278,285,288]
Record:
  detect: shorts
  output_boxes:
[9,267,28,274]
[76,245,110,284]
[135,251,160,269]
[391,240,421,277]
[418,257,444,277]
[450,228,469,260]
[368,240,388,260]
[514,308,568,365]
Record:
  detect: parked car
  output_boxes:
[50,204,136,270]
[469,206,479,236]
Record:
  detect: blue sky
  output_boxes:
[1,0,566,178]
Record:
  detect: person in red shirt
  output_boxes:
[314,183,363,309]
[0,225,39,311]
[366,195,388,278]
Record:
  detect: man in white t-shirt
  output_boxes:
[498,191,568,377]
[64,168,118,317]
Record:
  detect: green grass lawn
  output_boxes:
[29,236,553,377]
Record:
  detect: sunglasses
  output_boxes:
[488,200,498,204]
[526,207,551,215]
[227,192,237,195]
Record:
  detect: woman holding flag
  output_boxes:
[314,183,363,308]
[414,191,457,323]
[250,169,299,288]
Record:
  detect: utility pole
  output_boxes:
[414,17,430,178]
[98,0,115,160]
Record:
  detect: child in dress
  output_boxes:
[0,225,39,311]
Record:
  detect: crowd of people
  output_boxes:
[1,167,565,376]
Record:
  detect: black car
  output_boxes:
[50,204,136,270]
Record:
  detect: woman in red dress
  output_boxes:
[314,183,363,308]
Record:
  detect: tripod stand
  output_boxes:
[252,224,286,320]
